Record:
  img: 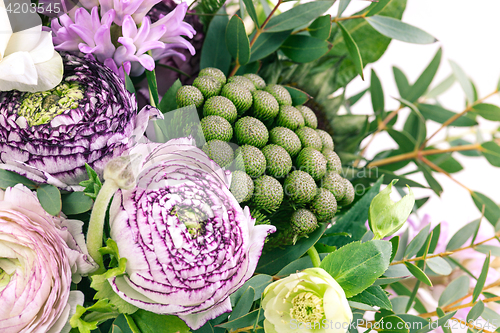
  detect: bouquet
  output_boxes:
[1,0,500,332]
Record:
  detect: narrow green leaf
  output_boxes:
[264,0,334,32]
[475,244,500,256]
[425,74,456,99]
[230,275,273,306]
[365,15,437,44]
[281,35,329,63]
[216,308,264,329]
[145,68,159,108]
[158,79,182,113]
[0,169,37,190]
[230,287,255,320]
[471,191,500,227]
[416,311,457,333]
[393,66,410,99]
[473,103,500,121]
[337,21,364,79]
[200,7,231,75]
[349,285,392,310]
[242,0,259,27]
[450,139,482,157]
[449,60,474,104]
[249,30,292,62]
[472,253,490,303]
[131,310,190,333]
[226,15,251,66]
[379,315,410,333]
[404,224,431,258]
[37,184,61,216]
[446,219,480,250]
[389,236,400,262]
[428,223,441,253]
[124,72,136,94]
[396,97,427,146]
[370,69,384,114]
[417,161,443,196]
[426,257,452,276]
[308,15,332,40]
[61,192,93,215]
[284,86,310,106]
[438,275,469,307]
[346,88,368,107]
[348,300,377,311]
[110,315,135,333]
[467,301,485,322]
[417,103,477,127]
[390,282,428,314]
[365,0,391,16]
[405,48,442,103]
[337,0,351,17]
[387,129,416,153]
[406,280,421,313]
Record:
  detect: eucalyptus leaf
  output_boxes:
[393,66,410,99]
[36,184,61,216]
[200,7,231,75]
[426,257,452,276]
[365,15,437,44]
[0,169,37,190]
[449,60,474,104]
[365,0,391,16]
[226,15,251,66]
[264,0,334,32]
[472,103,500,121]
[249,30,292,62]
[481,141,500,167]
[405,48,442,103]
[466,301,485,322]
[472,254,490,303]
[404,262,432,286]
[229,286,255,320]
[337,0,351,17]
[404,224,431,259]
[349,285,392,310]
[337,21,364,79]
[242,0,259,27]
[471,191,500,227]
[371,69,384,115]
[308,15,332,40]
[230,275,273,306]
[417,103,477,127]
[446,218,480,250]
[281,35,329,63]
[62,192,93,215]
[438,275,469,307]
[425,74,455,99]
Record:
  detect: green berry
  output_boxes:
[309,188,337,222]
[269,127,302,157]
[296,147,327,181]
[261,144,292,178]
[322,172,347,201]
[323,150,342,174]
[221,83,253,114]
[198,67,227,86]
[251,90,279,121]
[203,96,238,124]
[244,74,266,89]
[296,105,317,129]
[176,85,204,108]
[316,129,334,151]
[338,179,355,206]
[234,116,269,148]
[202,140,234,168]
[291,209,318,235]
[234,145,266,178]
[264,84,292,106]
[284,170,317,204]
[295,127,322,150]
[200,115,232,142]
[252,175,284,211]
[230,170,254,203]
[275,105,305,130]
[193,76,222,99]
[227,76,256,92]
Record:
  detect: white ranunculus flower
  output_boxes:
[0,0,63,92]
[262,267,353,333]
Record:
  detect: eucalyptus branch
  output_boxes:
[446,280,500,309]
[420,156,473,193]
[419,295,500,319]
[230,325,262,333]
[291,13,366,35]
[450,317,495,333]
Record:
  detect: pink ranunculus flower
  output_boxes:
[0,185,97,333]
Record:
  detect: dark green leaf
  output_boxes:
[438,275,469,307]
[337,0,351,17]
[230,287,255,320]
[62,192,93,215]
[337,21,364,79]
[426,153,463,174]
[397,97,427,146]
[404,224,431,258]
[405,48,442,103]
[242,0,259,27]
[281,35,329,63]
[481,141,500,167]
[365,0,391,16]
[230,275,273,306]
[426,257,452,276]
[418,162,443,196]
[226,15,251,66]
[389,282,428,314]
[36,184,61,216]
[235,61,261,75]
[467,301,485,322]
[109,315,135,333]
[370,69,384,114]
[428,223,441,253]
[284,86,311,106]
[471,103,500,121]
[393,66,410,99]
[449,60,474,104]
[349,285,392,310]
[416,311,457,333]
[404,262,432,286]
[346,88,368,107]
[131,310,190,333]
[216,308,263,330]
[425,74,455,99]
[264,0,334,32]
[475,244,500,256]
[417,103,477,126]
[472,254,490,303]
[415,197,430,209]
[0,169,36,189]
[249,30,292,62]
[158,79,182,113]
[446,218,480,250]
[124,72,136,94]
[308,15,332,40]
[365,15,437,44]
[200,7,231,75]
[379,315,410,333]
[320,240,392,297]
[387,129,416,153]
[450,139,481,157]
[397,315,431,333]
[471,191,500,227]
[390,236,400,262]
[480,307,500,324]
[145,68,159,108]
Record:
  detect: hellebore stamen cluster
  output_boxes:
[290,292,324,323]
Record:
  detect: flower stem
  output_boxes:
[86,179,119,274]
[307,246,321,268]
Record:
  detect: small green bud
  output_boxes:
[176,85,204,108]
[193,76,222,99]
[264,84,292,106]
[252,175,284,211]
[295,127,322,151]
[244,73,266,89]
[203,96,238,124]
[261,144,293,178]
[200,115,233,141]
[202,140,234,167]
[296,105,318,129]
[284,170,317,204]
[198,67,227,85]
[234,116,269,148]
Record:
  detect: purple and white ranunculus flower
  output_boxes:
[0,53,160,191]
[0,184,97,332]
[107,137,276,329]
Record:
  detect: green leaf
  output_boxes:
[131,310,190,333]
[446,219,480,250]
[404,224,431,259]
[124,72,136,94]
[449,60,474,104]
[365,15,437,44]
[481,141,500,167]
[389,236,400,262]
[370,69,384,114]
[256,223,326,274]
[379,315,410,333]
[36,184,61,216]
[62,192,93,215]
[277,253,329,276]
[158,79,182,113]
[284,86,310,106]
[405,48,442,103]
[0,169,36,189]
[281,35,329,63]
[467,301,485,322]
[320,240,392,297]
[397,97,427,146]
[425,74,455,99]
[216,308,264,330]
[389,282,428,314]
[474,244,500,256]
[230,286,255,320]
[404,262,432,286]
[145,68,159,108]
[471,103,500,121]
[365,0,391,16]
[109,315,136,333]
[472,253,490,303]
[438,275,469,307]
[226,15,251,66]
[398,315,431,333]
[387,129,416,153]
[417,103,477,127]
[393,66,410,99]
[200,7,231,75]
[368,179,415,240]
[264,0,334,32]
[79,163,103,200]
[249,30,292,62]
[471,191,500,227]
[337,21,364,79]
[426,257,452,276]
[308,15,332,40]
[418,162,443,196]
[349,285,392,310]
[337,0,351,17]
[242,0,259,27]
[230,275,273,306]
[416,311,457,333]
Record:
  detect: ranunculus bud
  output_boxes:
[262,267,353,333]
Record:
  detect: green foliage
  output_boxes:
[36,184,61,216]
[226,15,251,66]
[200,7,231,74]
[79,163,103,200]
[62,191,94,215]
[0,169,36,190]
[365,15,437,44]
[131,311,190,333]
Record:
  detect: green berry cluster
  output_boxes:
[176,68,355,247]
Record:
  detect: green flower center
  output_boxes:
[173,205,208,238]
[290,292,324,323]
[18,81,84,126]
[0,259,18,293]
